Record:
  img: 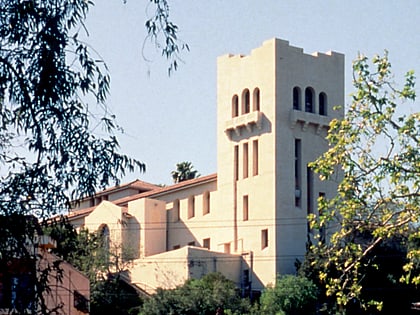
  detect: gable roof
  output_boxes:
[67,173,217,219]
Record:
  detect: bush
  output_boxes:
[259,275,318,315]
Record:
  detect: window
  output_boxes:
[188,196,195,219]
[203,191,210,215]
[243,142,249,179]
[243,195,249,221]
[305,87,314,113]
[74,290,89,313]
[307,166,313,215]
[319,92,327,116]
[0,260,35,312]
[234,145,239,181]
[232,94,239,117]
[253,139,259,176]
[293,87,301,110]
[203,238,210,249]
[188,241,195,246]
[242,89,250,114]
[295,139,301,207]
[173,199,180,222]
[99,224,110,252]
[224,243,231,253]
[261,229,268,249]
[173,245,180,250]
[253,88,260,111]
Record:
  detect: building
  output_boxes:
[0,234,89,315]
[68,38,344,294]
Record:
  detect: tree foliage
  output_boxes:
[139,272,253,315]
[259,275,318,315]
[0,0,172,312]
[143,0,189,75]
[171,161,200,183]
[46,216,143,315]
[308,52,419,311]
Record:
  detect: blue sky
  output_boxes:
[84,0,419,185]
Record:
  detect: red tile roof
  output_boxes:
[67,174,217,220]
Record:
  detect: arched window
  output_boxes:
[305,87,314,113]
[232,95,239,118]
[293,87,301,110]
[173,199,180,222]
[253,88,260,111]
[99,224,110,259]
[242,89,250,114]
[319,92,327,116]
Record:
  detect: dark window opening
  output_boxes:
[253,88,260,111]
[305,87,314,113]
[232,95,239,117]
[203,191,210,215]
[243,195,249,221]
[74,290,89,313]
[242,89,250,114]
[203,238,210,249]
[319,92,327,116]
[261,229,268,249]
[295,139,301,207]
[293,87,301,110]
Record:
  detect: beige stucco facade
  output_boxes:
[68,38,344,294]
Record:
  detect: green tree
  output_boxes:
[46,216,143,315]
[259,275,318,315]
[308,52,419,312]
[0,0,184,312]
[171,161,200,183]
[139,272,253,315]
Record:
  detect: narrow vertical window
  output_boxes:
[203,238,210,249]
[173,199,180,222]
[203,191,210,215]
[243,195,249,221]
[307,166,313,215]
[319,92,327,116]
[261,229,268,249]
[295,139,301,207]
[305,87,314,113]
[253,139,259,176]
[293,87,301,110]
[232,94,239,117]
[188,195,195,219]
[242,89,250,114]
[253,88,260,111]
[234,145,239,181]
[224,243,231,253]
[243,142,249,179]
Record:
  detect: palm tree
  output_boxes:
[171,161,200,183]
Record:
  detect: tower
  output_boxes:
[216,39,344,288]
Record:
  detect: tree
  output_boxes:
[171,161,200,183]
[308,52,419,312]
[259,275,318,315]
[45,216,143,315]
[139,272,254,315]
[0,0,184,313]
